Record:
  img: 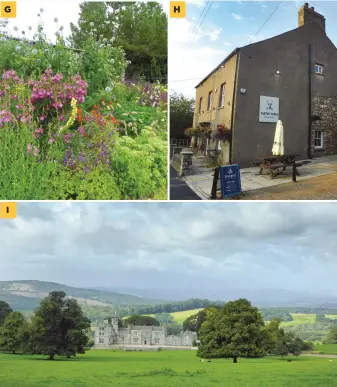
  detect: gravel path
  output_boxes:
[302,354,337,359]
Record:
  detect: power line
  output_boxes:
[187,1,213,49]
[184,1,210,53]
[248,0,283,44]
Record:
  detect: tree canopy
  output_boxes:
[183,306,220,333]
[26,291,90,360]
[70,2,167,83]
[124,315,160,327]
[325,326,337,344]
[197,299,266,363]
[170,92,195,139]
[0,311,27,354]
[0,301,13,325]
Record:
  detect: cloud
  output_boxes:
[232,13,243,21]
[1,203,337,299]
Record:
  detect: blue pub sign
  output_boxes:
[220,164,242,197]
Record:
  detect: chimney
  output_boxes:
[298,3,325,31]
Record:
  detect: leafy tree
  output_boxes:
[263,319,303,358]
[197,299,266,363]
[183,306,220,333]
[70,2,167,82]
[325,326,337,344]
[170,92,195,139]
[26,291,90,360]
[155,313,174,324]
[166,323,182,335]
[124,315,160,327]
[0,311,27,354]
[0,301,12,325]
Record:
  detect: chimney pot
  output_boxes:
[311,7,315,10]
[304,2,309,7]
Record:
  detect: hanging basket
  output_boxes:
[213,124,231,141]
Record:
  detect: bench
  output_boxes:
[260,161,304,179]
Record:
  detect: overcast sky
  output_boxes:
[4,0,168,44]
[1,202,337,300]
[169,0,337,97]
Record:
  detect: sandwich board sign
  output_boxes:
[220,164,242,197]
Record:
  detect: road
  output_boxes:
[170,167,201,200]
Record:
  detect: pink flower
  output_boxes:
[27,144,32,155]
[40,115,45,121]
[49,138,55,144]
[33,128,44,138]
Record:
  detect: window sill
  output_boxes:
[314,146,324,149]
[314,73,324,76]
[218,106,225,110]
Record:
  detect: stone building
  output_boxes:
[193,3,337,167]
[93,318,197,348]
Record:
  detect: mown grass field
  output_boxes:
[314,344,337,354]
[281,314,316,327]
[1,350,337,387]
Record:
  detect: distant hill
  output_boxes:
[0,280,164,312]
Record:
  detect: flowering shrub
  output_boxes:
[0,12,167,200]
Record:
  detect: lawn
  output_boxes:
[314,344,337,354]
[1,350,337,387]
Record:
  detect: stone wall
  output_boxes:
[311,96,337,157]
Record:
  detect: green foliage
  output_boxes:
[0,311,27,353]
[124,315,160,327]
[155,313,174,324]
[182,306,220,333]
[197,299,266,363]
[166,323,183,336]
[261,309,293,322]
[111,129,167,199]
[0,301,13,325]
[70,2,167,82]
[25,291,91,360]
[324,327,337,344]
[170,92,194,138]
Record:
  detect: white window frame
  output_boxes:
[314,130,323,148]
[207,91,212,111]
[219,83,226,108]
[217,140,222,150]
[315,64,323,75]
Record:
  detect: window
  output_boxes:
[314,131,323,148]
[207,91,212,111]
[217,141,222,150]
[198,97,202,114]
[133,338,139,343]
[219,83,226,107]
[315,64,323,74]
[99,338,104,344]
[154,338,160,344]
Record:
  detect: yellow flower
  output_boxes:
[59,98,78,133]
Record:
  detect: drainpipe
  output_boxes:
[229,49,240,163]
[308,44,312,159]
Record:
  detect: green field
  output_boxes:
[170,309,203,323]
[1,350,337,387]
[281,314,316,327]
[314,344,337,354]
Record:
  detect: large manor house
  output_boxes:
[93,318,197,348]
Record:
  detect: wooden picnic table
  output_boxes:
[256,154,302,179]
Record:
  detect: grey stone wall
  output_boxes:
[311,96,337,156]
